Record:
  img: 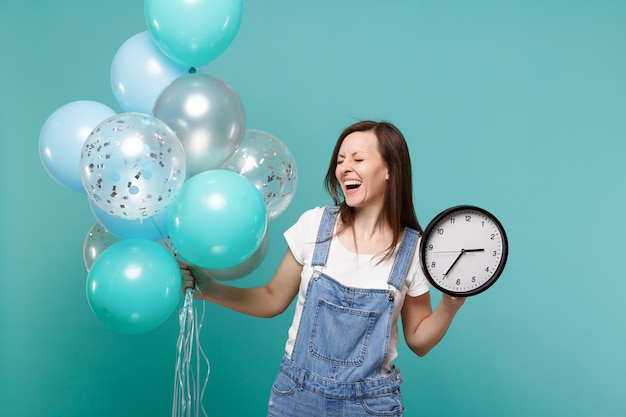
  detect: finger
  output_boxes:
[181,272,196,291]
[178,260,198,270]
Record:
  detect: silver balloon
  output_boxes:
[153,74,246,177]
[83,222,119,272]
[222,130,298,221]
[80,113,186,220]
[203,232,270,281]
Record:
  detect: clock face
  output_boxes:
[420,206,508,297]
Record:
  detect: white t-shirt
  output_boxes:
[283,207,430,373]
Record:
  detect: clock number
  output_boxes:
[472,276,476,283]
[449,217,455,224]
[437,228,444,235]
[492,250,497,256]
[428,244,433,251]
[431,261,436,268]
[485,267,490,273]
[491,233,496,240]
[465,215,471,222]
[456,279,461,285]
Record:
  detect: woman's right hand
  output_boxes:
[179,261,214,298]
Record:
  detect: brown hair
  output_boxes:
[324,120,422,259]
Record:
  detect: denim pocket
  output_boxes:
[361,389,404,416]
[308,299,377,366]
[270,372,298,397]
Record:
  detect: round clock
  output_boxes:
[419,205,508,297]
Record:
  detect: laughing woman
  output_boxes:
[180,120,465,416]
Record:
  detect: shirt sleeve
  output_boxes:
[406,235,431,297]
[283,207,324,265]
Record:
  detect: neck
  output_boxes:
[344,205,393,248]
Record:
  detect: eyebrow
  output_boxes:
[337,151,366,158]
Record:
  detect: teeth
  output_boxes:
[345,180,361,189]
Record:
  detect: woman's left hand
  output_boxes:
[440,293,466,312]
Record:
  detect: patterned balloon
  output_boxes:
[222,130,297,221]
[80,113,186,220]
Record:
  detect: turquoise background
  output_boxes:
[1,0,625,416]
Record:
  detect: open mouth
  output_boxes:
[345,180,362,191]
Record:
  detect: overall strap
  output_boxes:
[387,228,419,290]
[311,205,340,267]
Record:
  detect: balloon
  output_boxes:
[111,31,190,115]
[145,0,243,67]
[168,169,267,270]
[39,101,116,193]
[205,232,270,281]
[86,238,182,334]
[88,198,169,240]
[80,113,186,220]
[153,74,245,177]
[223,129,298,221]
[83,222,120,272]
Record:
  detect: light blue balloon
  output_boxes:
[145,0,243,67]
[86,239,182,334]
[88,198,169,241]
[111,31,190,114]
[168,169,267,269]
[39,101,116,193]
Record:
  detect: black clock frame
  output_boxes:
[419,205,509,297]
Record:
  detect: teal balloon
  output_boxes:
[145,0,243,67]
[86,239,182,334]
[168,169,267,269]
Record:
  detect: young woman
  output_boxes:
[180,120,465,416]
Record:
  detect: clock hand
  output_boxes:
[443,249,465,276]
[442,249,485,276]
[434,248,484,254]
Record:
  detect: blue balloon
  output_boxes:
[39,101,116,193]
[111,31,190,114]
[145,0,243,67]
[168,169,267,269]
[88,198,169,240]
[86,239,182,334]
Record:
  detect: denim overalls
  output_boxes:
[268,206,419,417]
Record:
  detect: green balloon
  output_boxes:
[168,169,267,270]
[86,239,182,334]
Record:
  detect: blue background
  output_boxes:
[1,0,625,416]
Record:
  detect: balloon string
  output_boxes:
[172,288,210,417]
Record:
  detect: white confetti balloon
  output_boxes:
[80,113,186,220]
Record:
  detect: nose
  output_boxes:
[338,161,353,175]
